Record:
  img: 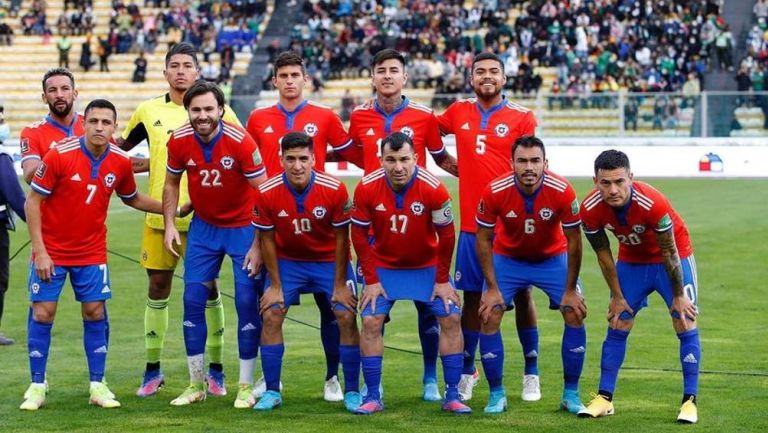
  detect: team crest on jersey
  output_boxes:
[303,123,319,137]
[34,162,47,179]
[312,206,327,219]
[104,172,116,187]
[400,126,415,138]
[20,138,30,153]
[410,201,425,216]
[220,156,235,170]
[539,207,553,221]
[632,224,646,234]
[31,283,40,294]
[494,123,510,137]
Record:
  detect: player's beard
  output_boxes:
[474,82,502,102]
[48,99,74,118]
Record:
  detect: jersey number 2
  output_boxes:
[200,169,222,187]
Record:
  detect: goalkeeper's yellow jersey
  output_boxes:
[121,93,242,231]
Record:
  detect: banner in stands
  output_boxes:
[3,137,767,178]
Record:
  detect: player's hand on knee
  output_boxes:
[670,295,698,327]
[607,296,633,329]
[332,283,358,312]
[163,227,182,257]
[360,283,386,314]
[431,282,460,314]
[243,246,263,277]
[479,288,504,324]
[34,253,55,282]
[259,286,285,314]
[560,289,587,320]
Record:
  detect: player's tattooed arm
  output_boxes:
[130,156,150,173]
[655,229,684,297]
[432,150,458,177]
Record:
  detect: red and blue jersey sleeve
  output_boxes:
[252,188,275,231]
[331,182,352,228]
[29,149,61,196]
[165,135,186,175]
[475,183,499,229]
[114,155,138,200]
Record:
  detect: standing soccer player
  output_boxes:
[475,136,587,414]
[20,68,84,184]
[163,81,267,408]
[251,132,361,412]
[351,132,469,415]
[20,99,167,410]
[119,43,241,397]
[436,52,543,402]
[577,150,700,423]
[246,51,360,401]
[347,48,458,401]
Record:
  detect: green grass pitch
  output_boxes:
[1,177,766,432]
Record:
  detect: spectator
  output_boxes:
[755,0,768,20]
[0,20,12,46]
[715,24,735,71]
[340,88,355,121]
[79,35,95,72]
[57,33,72,68]
[624,97,639,132]
[735,67,753,107]
[682,73,701,109]
[97,34,111,72]
[132,51,148,82]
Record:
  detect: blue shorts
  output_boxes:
[185,216,263,286]
[455,231,485,292]
[484,253,582,310]
[616,255,699,320]
[28,262,111,303]
[264,259,357,312]
[361,266,461,317]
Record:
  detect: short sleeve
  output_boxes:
[30,149,60,196]
[475,184,498,229]
[20,128,41,162]
[425,113,446,154]
[560,183,581,229]
[350,181,371,227]
[115,157,138,200]
[238,132,266,179]
[436,104,454,135]
[252,189,274,231]
[165,135,185,175]
[430,183,453,227]
[327,111,352,150]
[331,182,352,227]
[516,110,537,137]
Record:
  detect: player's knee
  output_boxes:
[81,302,105,321]
[562,309,584,327]
[361,316,383,337]
[481,311,503,334]
[439,313,461,335]
[262,308,284,329]
[32,307,56,323]
[334,310,357,328]
[147,270,173,298]
[672,317,697,334]
[609,318,634,332]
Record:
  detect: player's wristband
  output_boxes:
[175,206,181,218]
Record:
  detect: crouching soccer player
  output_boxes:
[577,150,701,423]
[250,131,361,412]
[163,81,267,407]
[475,136,587,414]
[350,132,469,415]
[21,99,171,410]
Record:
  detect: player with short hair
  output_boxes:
[163,81,267,408]
[246,50,361,401]
[436,52,543,402]
[475,136,587,414]
[577,150,700,423]
[20,99,168,410]
[251,131,361,412]
[118,42,241,398]
[347,48,458,401]
[20,67,84,184]
[350,132,469,415]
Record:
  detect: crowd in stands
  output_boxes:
[734,0,768,128]
[281,0,732,109]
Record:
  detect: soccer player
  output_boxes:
[436,52,543,402]
[350,132,469,415]
[577,150,700,423]
[20,67,84,184]
[347,48,458,401]
[163,81,267,408]
[20,99,168,410]
[475,136,587,414]
[246,51,360,401]
[118,43,241,398]
[251,132,361,412]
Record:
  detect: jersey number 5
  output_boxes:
[476,134,487,155]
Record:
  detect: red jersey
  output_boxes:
[166,121,265,227]
[246,100,351,176]
[580,181,693,263]
[30,137,137,266]
[253,171,351,262]
[351,167,453,272]
[437,98,536,233]
[476,171,581,261]
[348,97,445,174]
[20,114,85,164]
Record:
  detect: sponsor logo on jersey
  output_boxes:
[539,207,553,221]
[220,156,235,170]
[460,122,470,130]
[494,123,510,137]
[20,138,30,153]
[303,122,318,137]
[312,206,327,219]
[241,323,258,331]
[186,158,197,167]
[400,126,415,138]
[632,224,646,234]
[101,285,111,294]
[264,125,274,133]
[366,128,376,136]
[70,173,82,182]
[34,162,47,179]
[278,210,289,217]
[375,203,387,212]
[410,201,424,216]
[104,172,116,188]
[683,353,698,364]
[505,210,517,218]
[153,119,163,127]
[94,345,108,353]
